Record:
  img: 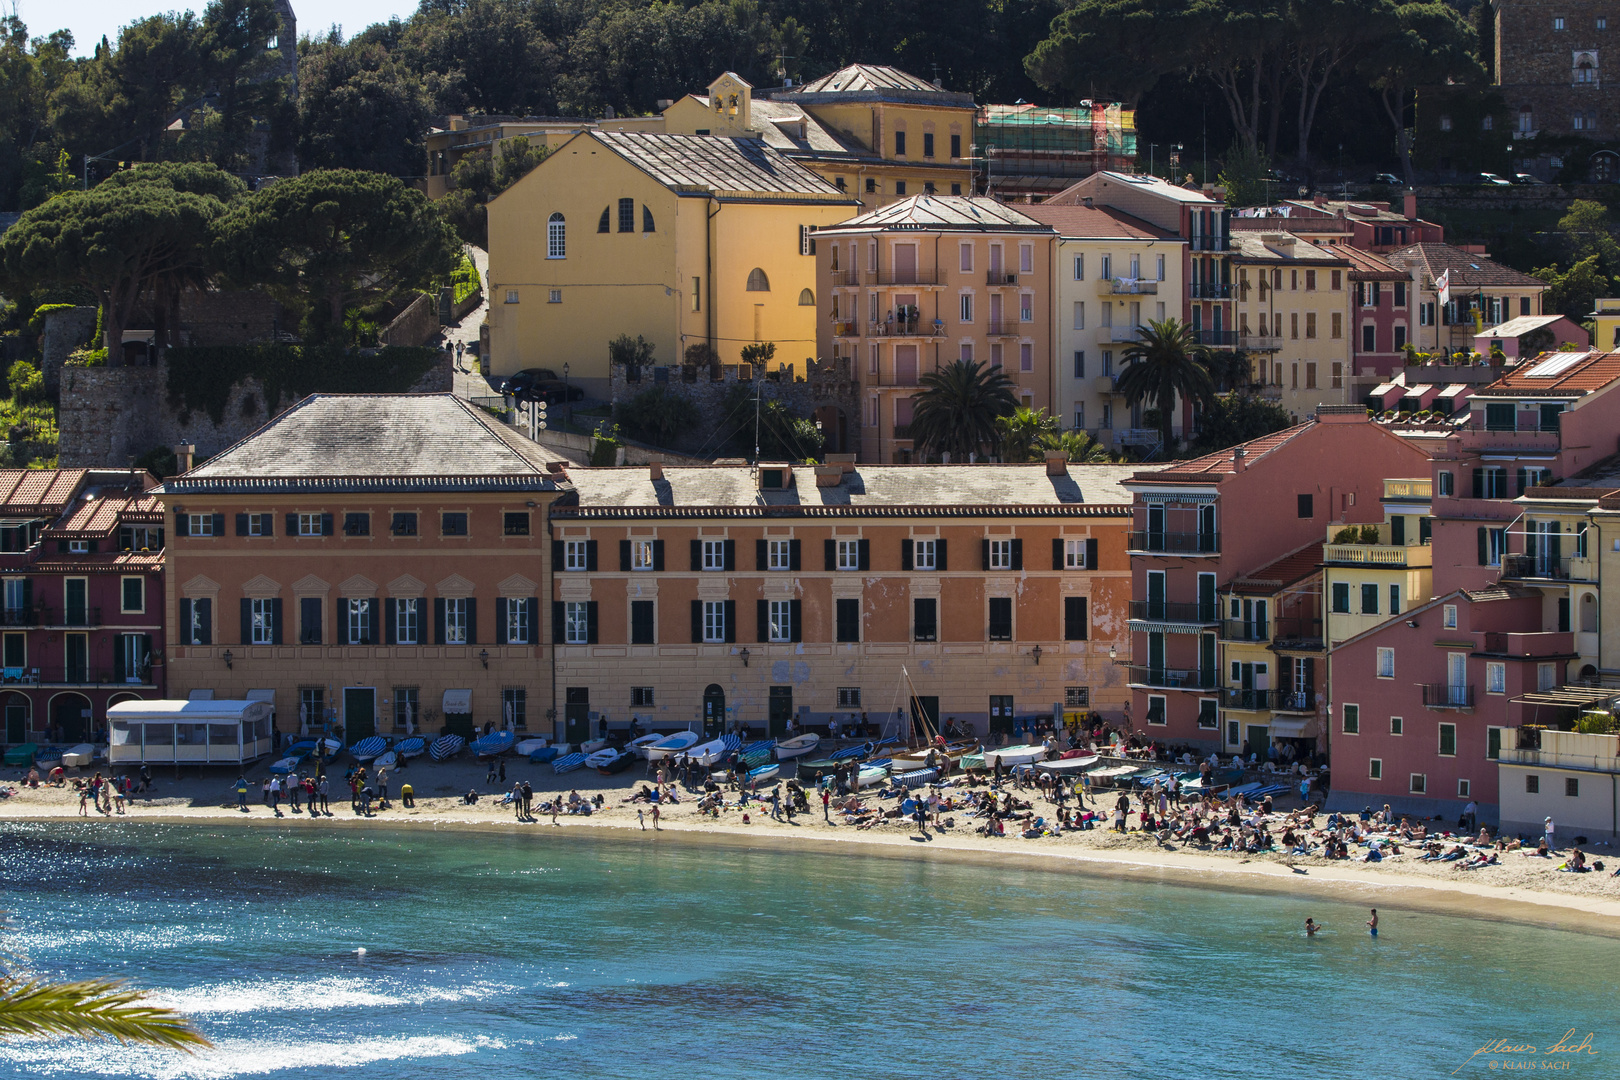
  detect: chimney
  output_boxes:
[1404,190,1417,221]
[173,443,194,474]
[603,105,615,119]
[655,99,673,111]
[648,458,663,481]
[815,465,842,488]
[827,452,857,475]
[1314,193,1327,207]
[1045,450,1069,477]
[1082,196,1093,208]
[1232,447,1246,473]
[1202,183,1216,198]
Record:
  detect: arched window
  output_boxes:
[799,288,815,306]
[642,205,656,233]
[598,207,610,233]
[746,268,770,292]
[548,213,566,259]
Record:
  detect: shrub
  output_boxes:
[1358,524,1380,544]
[1332,526,1361,544]
[64,347,108,368]
[618,384,698,447]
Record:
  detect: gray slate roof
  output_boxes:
[557,463,1159,518]
[776,65,974,107]
[591,130,855,201]
[164,394,559,494]
[818,195,1052,235]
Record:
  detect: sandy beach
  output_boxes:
[7,752,1620,936]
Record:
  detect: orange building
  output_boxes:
[815,196,1057,462]
[157,395,563,741]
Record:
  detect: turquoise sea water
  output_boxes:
[0,822,1616,1079]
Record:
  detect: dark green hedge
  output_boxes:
[166,345,443,425]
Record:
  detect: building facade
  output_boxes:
[0,470,165,746]
[158,396,561,741]
[547,455,1151,742]
[1231,231,1353,423]
[1385,243,1548,357]
[814,196,1057,463]
[1495,0,1618,144]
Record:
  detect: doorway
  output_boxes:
[565,686,590,744]
[702,684,726,737]
[768,686,792,738]
[910,695,939,741]
[4,695,27,742]
[1245,724,1269,758]
[53,693,91,742]
[344,688,376,741]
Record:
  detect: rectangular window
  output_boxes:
[299,597,322,644]
[988,539,1013,570]
[836,539,861,571]
[564,601,590,645]
[1538,662,1556,691]
[343,512,369,536]
[1410,773,1426,794]
[189,513,215,537]
[1457,778,1470,798]
[1439,722,1456,757]
[1390,716,1404,736]
[392,512,418,536]
[1020,294,1033,322]
[502,688,527,729]
[505,598,530,644]
[987,597,1013,640]
[121,577,144,614]
[347,598,372,645]
[1065,686,1090,707]
[1146,694,1166,726]
[395,597,420,644]
[631,540,656,570]
[1369,758,1383,780]
[298,513,323,537]
[444,597,468,644]
[1487,661,1505,694]
[1331,582,1350,613]
[1019,246,1033,275]
[503,512,530,536]
[250,598,275,645]
[766,539,791,570]
[1019,343,1033,372]
[1437,471,1453,497]
[247,516,269,538]
[631,686,655,707]
[961,294,974,322]
[1376,648,1394,678]
[960,243,973,273]
[1443,604,1457,629]
[704,539,727,571]
[838,686,863,708]
[1072,301,1084,330]
[1064,596,1088,641]
[1389,583,1400,613]
[1331,312,1342,339]
[1305,313,1317,339]
[300,687,325,729]
[922,132,934,158]
[1527,774,1540,794]
[913,598,937,641]
[1064,539,1088,568]
[895,131,906,156]
[505,289,520,303]
[441,512,468,537]
[913,539,937,570]
[184,598,210,645]
[769,599,793,643]
[1566,777,1580,797]
[702,600,726,644]
[1361,583,1379,615]
[565,540,591,571]
[394,687,419,730]
[836,598,860,643]
[1073,254,1084,281]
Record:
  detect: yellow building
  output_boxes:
[1231,232,1354,423]
[1217,543,1327,758]
[1021,203,1185,450]
[1594,298,1620,351]
[485,128,860,393]
[813,196,1057,462]
[422,114,663,199]
[1323,479,1435,647]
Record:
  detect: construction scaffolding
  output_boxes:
[975,102,1137,200]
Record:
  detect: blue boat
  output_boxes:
[739,739,776,756]
[551,752,586,774]
[745,762,780,785]
[33,745,66,766]
[470,731,516,758]
[828,742,872,762]
[395,737,427,759]
[351,736,388,761]
[429,734,465,761]
[893,767,938,789]
[529,746,560,764]
[865,758,893,771]
[287,739,318,756]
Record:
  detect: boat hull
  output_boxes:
[396,737,427,759]
[774,734,821,760]
[982,745,1046,767]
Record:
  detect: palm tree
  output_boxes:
[908,359,1018,461]
[1038,429,1115,463]
[994,406,1059,463]
[1118,318,1215,454]
[0,974,209,1050]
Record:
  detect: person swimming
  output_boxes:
[1305,918,1320,937]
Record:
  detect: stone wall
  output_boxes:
[57,352,453,468]
[608,356,861,455]
[41,307,99,396]
[1497,0,1619,140]
[380,293,441,347]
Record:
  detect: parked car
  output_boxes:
[1479,172,1513,186]
[499,368,585,404]
[1369,173,1402,186]
[1513,173,1547,185]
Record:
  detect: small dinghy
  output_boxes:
[745,762,780,785]
[529,746,560,764]
[892,767,938,789]
[890,739,979,773]
[429,734,465,761]
[687,733,741,767]
[853,765,890,789]
[268,755,301,775]
[623,733,663,757]
[1033,755,1100,774]
[61,744,97,768]
[584,746,622,769]
[351,736,388,762]
[33,746,65,767]
[982,744,1046,768]
[294,737,342,760]
[374,751,398,771]
[3,743,35,766]
[514,737,550,757]
[828,742,872,762]
[578,739,607,755]
[551,751,586,774]
[774,733,821,760]
[643,731,700,760]
[470,731,516,758]
[395,737,427,759]
[595,750,637,775]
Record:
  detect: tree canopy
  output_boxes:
[908,358,1018,462]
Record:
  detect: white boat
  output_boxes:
[745,762,780,785]
[643,731,701,760]
[578,739,607,755]
[267,755,301,775]
[983,744,1047,768]
[61,744,96,768]
[396,737,427,759]
[584,747,622,769]
[514,737,550,757]
[774,733,821,760]
[890,739,979,773]
[686,737,730,767]
[1033,754,1100,774]
[854,765,890,789]
[374,751,398,771]
[623,733,663,755]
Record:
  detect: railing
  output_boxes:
[867,371,928,387]
[1323,543,1427,567]
[1131,600,1219,624]
[1127,531,1221,554]
[832,321,860,337]
[1272,689,1317,713]
[891,425,913,440]
[0,607,40,627]
[1098,326,1142,343]
[1116,428,1163,445]
[1259,385,1283,400]
[1384,479,1432,499]
[6,665,155,687]
[986,271,1020,286]
[38,606,103,628]
[1093,374,1118,394]
[985,321,1020,336]
[1220,619,1270,642]
[1126,666,1217,690]
[1193,330,1240,347]
[830,271,863,288]
[1271,617,1324,644]
[1190,235,1230,252]
[1500,553,1581,581]
[1219,687,1315,711]
[869,269,942,286]
[869,322,943,338]
[1189,282,1234,299]
[1103,278,1158,295]
[1240,335,1283,351]
[1472,415,1559,433]
[1421,683,1475,709]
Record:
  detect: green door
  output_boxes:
[344,688,376,741]
[5,703,24,743]
[768,686,792,738]
[1246,725,1268,758]
[702,684,726,738]
[565,687,590,744]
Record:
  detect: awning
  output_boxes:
[1268,716,1319,738]
[1512,687,1619,708]
[246,689,275,705]
[443,689,472,714]
[187,688,214,700]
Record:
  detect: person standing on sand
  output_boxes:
[515,782,525,819]
[1366,909,1378,937]
[822,787,831,822]
[235,776,249,811]
[638,808,646,831]
[319,774,331,815]
[400,781,414,808]
[651,803,661,830]
[1544,816,1556,851]
[522,780,532,818]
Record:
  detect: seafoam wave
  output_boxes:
[1,1034,506,1080]
[147,976,513,1016]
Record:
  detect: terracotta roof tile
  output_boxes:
[1019,204,1177,240]
[1134,422,1315,480]
[0,469,86,512]
[1232,541,1324,593]
[1473,350,1620,396]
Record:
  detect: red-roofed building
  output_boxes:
[0,469,166,747]
[1120,406,1432,752]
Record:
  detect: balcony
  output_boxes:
[868,321,944,338]
[9,665,156,688]
[986,271,1021,287]
[1092,374,1119,394]
[1190,235,1231,252]
[1126,665,1217,691]
[1131,600,1219,625]
[1193,330,1239,347]
[1220,619,1271,642]
[1239,334,1283,351]
[832,320,860,338]
[985,321,1021,337]
[39,606,103,629]
[1116,428,1163,446]
[1323,542,1430,568]
[1258,384,1283,401]
[1272,689,1317,713]
[1384,478,1432,500]
[1421,683,1475,710]
[1221,687,1276,711]
[830,270,863,288]
[892,425,913,440]
[0,607,39,628]
[1479,631,1575,658]
[869,269,943,287]
[1271,617,1324,646]
[1500,553,1590,582]
[1097,326,1142,344]
[1189,282,1234,299]
[1102,278,1158,295]
[1127,531,1221,555]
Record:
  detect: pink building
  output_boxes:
[1121,406,1432,750]
[1474,314,1590,360]
[1326,587,1571,824]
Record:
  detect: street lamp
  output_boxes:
[563,362,571,427]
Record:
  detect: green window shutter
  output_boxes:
[789,540,800,571]
[465,598,477,644]
[434,598,446,644]
[757,599,769,643]
[496,597,509,644]
[902,539,913,571]
[385,597,397,644]
[585,601,598,644]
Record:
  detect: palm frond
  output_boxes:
[0,976,210,1052]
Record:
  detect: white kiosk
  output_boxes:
[107,699,275,766]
